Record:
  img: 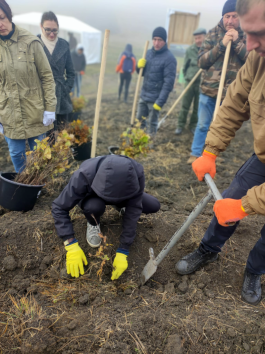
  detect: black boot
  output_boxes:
[175,244,218,275]
[241,269,262,305]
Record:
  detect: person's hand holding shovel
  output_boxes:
[213,199,248,226]
[192,150,217,181]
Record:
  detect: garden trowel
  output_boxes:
[141,174,230,285]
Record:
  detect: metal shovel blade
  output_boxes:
[141,248,157,285]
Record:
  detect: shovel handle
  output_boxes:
[204,174,222,201]
[204,173,235,226]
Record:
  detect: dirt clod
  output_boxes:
[3,255,17,270]
[178,282,188,293]
[165,334,183,354]
[67,320,78,330]
[165,282,175,294]
[227,327,236,338]
[79,294,89,304]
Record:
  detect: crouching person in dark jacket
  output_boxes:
[137,27,177,137]
[52,155,160,280]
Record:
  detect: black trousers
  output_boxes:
[119,72,132,102]
[81,192,160,225]
[201,154,265,275]
[47,114,69,144]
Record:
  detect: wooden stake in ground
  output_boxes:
[130,41,149,126]
[91,29,110,158]
[213,40,232,121]
[157,68,203,130]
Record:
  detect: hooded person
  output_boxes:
[52,155,160,280]
[116,44,136,103]
[71,43,86,97]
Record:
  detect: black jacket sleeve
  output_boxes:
[119,173,145,250]
[65,48,75,92]
[51,170,90,241]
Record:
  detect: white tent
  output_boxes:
[13,12,102,65]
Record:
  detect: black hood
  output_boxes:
[91,155,140,202]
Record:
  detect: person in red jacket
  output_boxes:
[116,44,136,103]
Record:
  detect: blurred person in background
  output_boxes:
[38,11,75,133]
[116,44,136,103]
[71,44,86,97]
[68,32,77,51]
[175,28,206,136]
[0,0,56,173]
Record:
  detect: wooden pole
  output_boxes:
[213,41,232,121]
[157,68,203,129]
[91,30,110,158]
[130,41,149,126]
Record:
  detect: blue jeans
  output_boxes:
[5,134,46,173]
[72,73,82,97]
[191,94,216,157]
[201,154,265,274]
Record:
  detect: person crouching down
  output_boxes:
[52,155,160,280]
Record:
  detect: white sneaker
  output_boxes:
[86,223,102,248]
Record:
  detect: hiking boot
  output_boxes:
[175,244,218,275]
[241,269,262,305]
[86,222,101,248]
[175,128,183,135]
[187,155,198,164]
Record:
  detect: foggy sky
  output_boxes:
[9,0,229,43]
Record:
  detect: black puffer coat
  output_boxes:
[38,36,75,115]
[52,155,145,250]
[137,44,177,107]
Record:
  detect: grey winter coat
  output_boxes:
[52,155,145,250]
[38,35,75,115]
[137,44,177,107]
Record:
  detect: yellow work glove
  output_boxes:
[153,103,161,111]
[138,58,146,69]
[65,242,88,278]
[111,253,128,280]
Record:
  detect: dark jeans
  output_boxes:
[201,154,265,274]
[137,98,160,136]
[81,192,160,225]
[119,72,132,102]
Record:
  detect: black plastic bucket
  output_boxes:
[0,173,44,212]
[108,146,119,155]
[72,141,92,161]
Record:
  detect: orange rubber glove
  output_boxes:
[80,71,85,75]
[192,150,217,181]
[213,199,248,227]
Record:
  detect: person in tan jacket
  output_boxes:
[0,0,56,173]
[176,0,265,305]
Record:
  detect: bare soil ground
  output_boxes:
[1,86,265,354]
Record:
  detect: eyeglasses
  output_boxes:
[43,27,59,35]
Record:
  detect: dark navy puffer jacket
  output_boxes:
[138,44,177,107]
[52,155,145,250]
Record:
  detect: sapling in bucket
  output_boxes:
[0,131,75,212]
[67,119,93,161]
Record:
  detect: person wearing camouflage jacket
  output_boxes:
[188,0,248,163]
[175,28,206,135]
